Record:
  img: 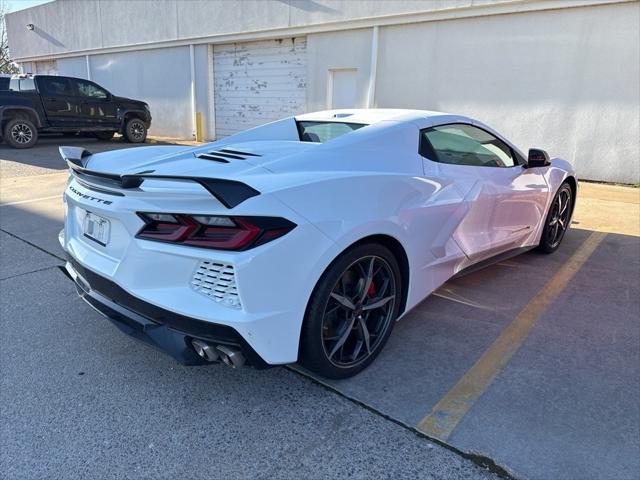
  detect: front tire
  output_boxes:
[123,118,147,143]
[538,182,573,253]
[300,243,402,379]
[3,118,38,149]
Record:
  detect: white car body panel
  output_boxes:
[59,109,576,366]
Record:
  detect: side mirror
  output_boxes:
[527,148,551,168]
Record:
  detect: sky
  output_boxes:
[5,0,53,13]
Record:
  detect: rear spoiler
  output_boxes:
[59,146,260,209]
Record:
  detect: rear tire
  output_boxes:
[123,118,147,143]
[3,118,38,149]
[94,131,115,141]
[537,182,573,253]
[300,243,402,379]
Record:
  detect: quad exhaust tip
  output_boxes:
[192,339,219,362]
[191,339,245,368]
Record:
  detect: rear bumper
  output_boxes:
[60,257,269,368]
[60,174,339,365]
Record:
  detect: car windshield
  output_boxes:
[297,121,365,143]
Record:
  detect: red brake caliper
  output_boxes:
[367,280,377,299]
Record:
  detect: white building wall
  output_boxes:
[52,46,211,139]
[56,57,87,78]
[372,1,639,183]
[6,0,524,60]
[306,29,373,112]
[87,47,193,138]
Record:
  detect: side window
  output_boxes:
[74,80,108,99]
[420,124,516,168]
[40,77,73,96]
[297,121,364,143]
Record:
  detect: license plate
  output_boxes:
[83,212,110,246]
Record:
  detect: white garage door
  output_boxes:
[213,38,306,138]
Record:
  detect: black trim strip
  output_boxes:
[64,257,269,368]
[195,154,230,163]
[452,246,534,279]
[205,151,246,160]
[74,175,126,196]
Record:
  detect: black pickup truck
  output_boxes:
[0,75,151,149]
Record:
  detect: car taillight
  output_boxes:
[136,213,296,251]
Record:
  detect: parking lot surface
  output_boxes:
[1,139,638,479]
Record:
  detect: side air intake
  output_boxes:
[191,261,241,309]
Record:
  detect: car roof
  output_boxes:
[294,108,526,158]
[295,108,453,125]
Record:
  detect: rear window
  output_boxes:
[0,77,9,90]
[297,121,365,143]
[9,78,36,92]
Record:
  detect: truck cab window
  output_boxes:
[74,80,108,99]
[40,77,73,96]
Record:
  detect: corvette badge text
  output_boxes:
[68,185,113,205]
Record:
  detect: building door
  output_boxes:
[329,69,357,109]
[213,37,307,138]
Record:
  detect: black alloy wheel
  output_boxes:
[4,118,38,149]
[301,243,402,379]
[538,182,573,253]
[124,118,147,143]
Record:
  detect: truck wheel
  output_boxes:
[94,131,115,141]
[4,118,38,149]
[123,118,147,143]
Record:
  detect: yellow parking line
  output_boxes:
[417,231,607,440]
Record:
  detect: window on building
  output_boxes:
[73,80,108,99]
[420,124,516,167]
[297,121,365,143]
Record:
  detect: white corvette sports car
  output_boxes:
[59,109,576,378]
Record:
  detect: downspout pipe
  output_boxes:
[190,44,196,138]
[366,26,379,108]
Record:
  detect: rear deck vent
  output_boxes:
[196,149,261,163]
[220,149,261,157]
[191,261,241,309]
[195,153,230,163]
[205,151,246,160]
